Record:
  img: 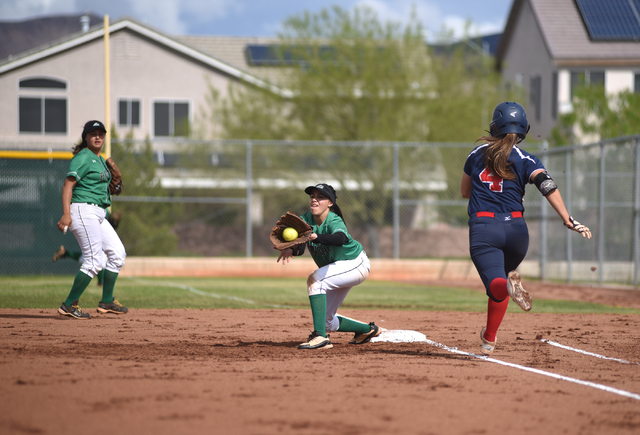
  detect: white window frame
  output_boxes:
[117,98,142,128]
[151,99,191,138]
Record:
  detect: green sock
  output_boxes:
[64,271,92,306]
[337,315,371,334]
[97,269,105,285]
[309,294,327,337]
[67,250,82,261]
[101,270,118,304]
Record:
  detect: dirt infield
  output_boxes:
[2,287,640,435]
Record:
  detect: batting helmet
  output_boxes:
[489,101,530,142]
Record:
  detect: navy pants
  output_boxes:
[468,212,529,302]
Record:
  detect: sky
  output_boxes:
[0,0,513,40]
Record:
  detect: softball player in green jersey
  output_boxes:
[276,183,381,350]
[56,120,128,319]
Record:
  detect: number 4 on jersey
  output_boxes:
[479,168,503,192]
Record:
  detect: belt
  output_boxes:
[475,211,523,218]
[73,202,104,208]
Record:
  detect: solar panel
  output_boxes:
[245,45,338,66]
[575,0,640,41]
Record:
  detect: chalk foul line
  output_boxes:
[540,339,639,365]
[128,278,291,308]
[375,330,640,402]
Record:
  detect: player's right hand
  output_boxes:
[276,247,294,264]
[57,216,72,233]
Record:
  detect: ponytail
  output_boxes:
[72,140,87,155]
[475,133,519,181]
[331,203,346,226]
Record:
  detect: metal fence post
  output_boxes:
[540,147,548,281]
[246,141,252,257]
[393,143,400,259]
[598,142,605,284]
[566,149,572,283]
[635,139,640,286]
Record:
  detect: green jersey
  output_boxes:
[301,211,363,268]
[67,148,111,208]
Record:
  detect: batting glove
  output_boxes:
[564,216,592,239]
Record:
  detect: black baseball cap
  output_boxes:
[82,120,107,140]
[304,183,337,203]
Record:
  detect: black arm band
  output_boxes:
[315,232,347,246]
[533,171,558,196]
[291,244,306,256]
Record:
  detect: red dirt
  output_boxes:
[1,283,640,435]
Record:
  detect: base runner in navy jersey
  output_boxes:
[275,183,381,350]
[461,102,592,355]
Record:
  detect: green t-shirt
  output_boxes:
[301,210,363,268]
[67,148,111,208]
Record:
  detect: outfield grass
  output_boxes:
[1,276,639,314]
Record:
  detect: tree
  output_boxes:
[110,128,179,256]
[196,5,516,256]
[551,85,640,146]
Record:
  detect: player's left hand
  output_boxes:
[564,216,592,239]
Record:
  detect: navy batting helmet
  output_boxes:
[489,102,530,142]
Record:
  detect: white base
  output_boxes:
[371,329,427,343]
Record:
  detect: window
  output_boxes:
[529,75,541,122]
[118,99,140,127]
[153,101,189,137]
[635,74,640,93]
[19,97,67,133]
[18,77,67,134]
[570,70,605,98]
[19,78,66,89]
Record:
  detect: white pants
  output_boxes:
[70,203,126,278]
[307,251,370,332]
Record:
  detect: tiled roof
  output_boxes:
[498,0,640,64]
[174,35,288,84]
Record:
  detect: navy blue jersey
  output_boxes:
[464,144,545,216]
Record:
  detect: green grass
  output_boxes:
[1,276,639,314]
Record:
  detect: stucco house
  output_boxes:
[497,0,640,140]
[0,16,283,151]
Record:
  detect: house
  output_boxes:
[0,15,283,151]
[496,0,640,140]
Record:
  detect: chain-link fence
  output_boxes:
[1,135,639,285]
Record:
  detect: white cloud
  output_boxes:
[129,0,241,33]
[0,0,240,34]
[354,0,504,42]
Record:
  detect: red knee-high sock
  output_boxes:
[489,277,508,300]
[484,297,509,342]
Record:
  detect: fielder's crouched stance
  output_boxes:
[461,102,592,355]
[274,183,381,349]
[56,120,128,319]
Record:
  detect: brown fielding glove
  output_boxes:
[270,211,313,250]
[105,157,123,195]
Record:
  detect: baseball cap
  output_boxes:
[304,183,337,203]
[82,120,107,140]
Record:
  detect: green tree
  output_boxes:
[110,128,179,255]
[196,5,517,256]
[551,85,640,146]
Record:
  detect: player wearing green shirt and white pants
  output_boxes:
[276,183,381,349]
[56,120,128,319]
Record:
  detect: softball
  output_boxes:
[282,227,298,242]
